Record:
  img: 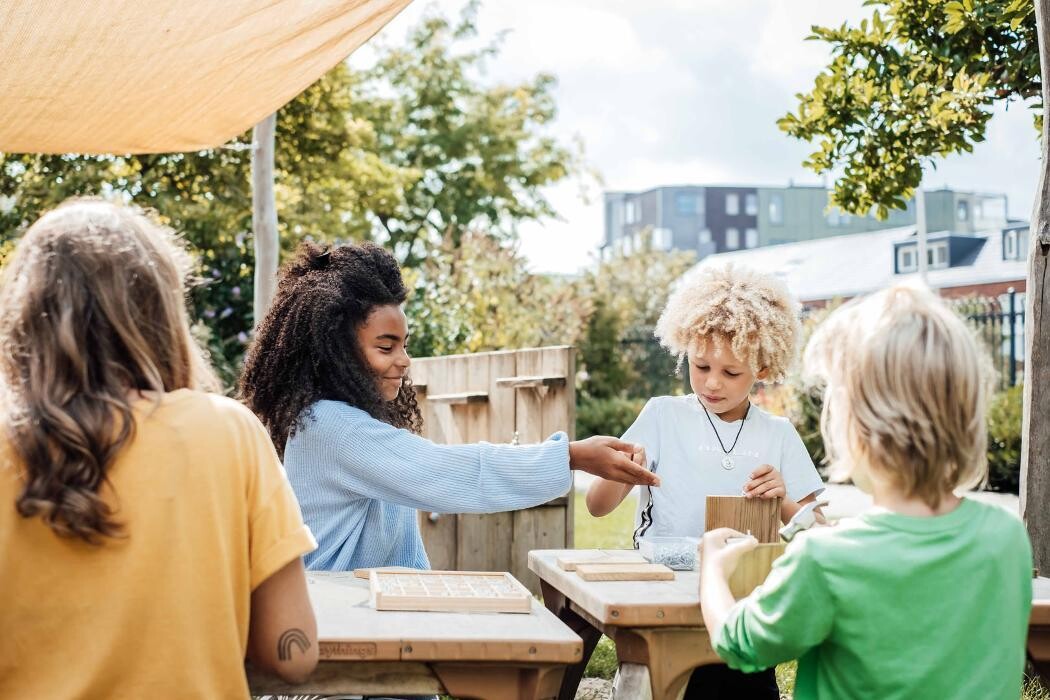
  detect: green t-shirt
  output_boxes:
[713,498,1032,699]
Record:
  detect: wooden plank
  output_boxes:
[704,495,781,543]
[1033,577,1050,625]
[487,350,519,444]
[424,391,489,404]
[514,346,576,441]
[353,566,417,580]
[512,505,566,594]
[495,375,567,389]
[576,563,674,582]
[370,570,533,614]
[556,551,647,571]
[458,511,513,572]
[418,508,457,571]
[1022,0,1050,577]
[415,354,465,569]
[455,352,516,573]
[727,543,786,598]
[430,403,464,444]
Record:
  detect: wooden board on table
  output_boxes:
[728,543,786,598]
[353,566,416,580]
[556,551,647,571]
[575,563,674,582]
[705,495,781,543]
[370,570,533,614]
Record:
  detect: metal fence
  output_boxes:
[950,289,1026,389]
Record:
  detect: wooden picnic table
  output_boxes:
[530,550,1050,700]
[247,570,584,699]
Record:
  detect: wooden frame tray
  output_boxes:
[369,570,533,614]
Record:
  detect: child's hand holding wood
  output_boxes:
[743,464,786,499]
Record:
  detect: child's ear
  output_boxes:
[756,367,770,381]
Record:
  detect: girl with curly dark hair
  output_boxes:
[240,241,658,572]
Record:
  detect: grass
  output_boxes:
[572,492,1050,699]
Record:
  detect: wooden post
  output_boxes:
[251,112,279,328]
[1020,0,1050,575]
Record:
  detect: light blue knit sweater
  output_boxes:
[283,400,572,571]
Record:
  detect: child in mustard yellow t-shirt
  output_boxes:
[0,199,319,698]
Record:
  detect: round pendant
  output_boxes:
[721,455,735,471]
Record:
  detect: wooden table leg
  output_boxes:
[613,662,654,700]
[1030,627,1050,684]
[607,627,721,700]
[541,580,603,700]
[433,663,566,700]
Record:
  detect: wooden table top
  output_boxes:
[531,550,1050,630]
[307,571,583,664]
[530,549,704,627]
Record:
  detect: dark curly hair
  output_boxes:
[239,242,423,456]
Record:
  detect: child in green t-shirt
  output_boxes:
[699,283,1033,699]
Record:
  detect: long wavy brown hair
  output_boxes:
[0,199,218,543]
[239,242,423,457]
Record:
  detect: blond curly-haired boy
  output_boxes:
[586,263,825,698]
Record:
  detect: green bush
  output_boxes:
[576,396,648,440]
[584,636,619,680]
[987,384,1023,493]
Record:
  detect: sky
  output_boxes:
[356,0,1042,274]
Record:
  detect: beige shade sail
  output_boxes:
[0,0,412,154]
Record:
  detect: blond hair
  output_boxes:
[655,263,800,382]
[0,198,218,542]
[803,283,992,508]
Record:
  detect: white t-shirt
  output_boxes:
[623,394,825,544]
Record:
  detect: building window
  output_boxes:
[653,228,673,251]
[675,193,699,216]
[624,200,639,224]
[725,228,740,249]
[928,241,948,269]
[897,246,917,273]
[745,193,758,216]
[1004,229,1018,260]
[725,193,739,216]
[957,200,970,222]
[699,229,712,244]
[745,228,758,249]
[769,193,784,224]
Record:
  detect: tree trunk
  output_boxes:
[251,112,279,329]
[1020,0,1050,575]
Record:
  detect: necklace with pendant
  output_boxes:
[701,399,750,470]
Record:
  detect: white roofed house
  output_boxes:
[683,223,1030,308]
[682,222,1031,387]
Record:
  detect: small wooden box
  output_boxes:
[369,570,533,614]
[727,543,787,598]
[705,495,781,543]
